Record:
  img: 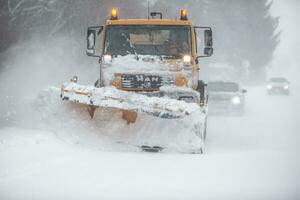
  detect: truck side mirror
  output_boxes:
[195,26,213,59]
[204,29,213,56]
[87,29,96,55]
[204,29,213,47]
[86,26,103,57]
[204,47,213,57]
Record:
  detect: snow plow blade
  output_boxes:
[60,82,201,119]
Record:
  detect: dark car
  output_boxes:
[266,77,290,95]
[207,81,247,115]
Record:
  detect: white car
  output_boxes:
[207,81,247,115]
[267,77,290,95]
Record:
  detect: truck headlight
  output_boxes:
[183,55,191,64]
[232,96,241,104]
[284,85,289,90]
[103,54,112,63]
[267,85,272,90]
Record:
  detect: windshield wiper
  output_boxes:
[121,33,139,60]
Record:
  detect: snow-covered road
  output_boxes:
[0,85,299,200]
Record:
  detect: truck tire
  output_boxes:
[196,80,207,101]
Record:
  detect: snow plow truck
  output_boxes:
[60,9,213,153]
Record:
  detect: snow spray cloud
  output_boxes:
[0,36,98,127]
[0,36,130,151]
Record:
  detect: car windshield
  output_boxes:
[104,25,191,57]
[208,82,239,92]
[270,77,288,82]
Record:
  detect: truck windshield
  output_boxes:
[208,82,239,92]
[270,77,288,82]
[104,25,191,57]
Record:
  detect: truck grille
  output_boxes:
[121,74,174,90]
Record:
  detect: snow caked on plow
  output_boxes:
[60,83,207,153]
[61,83,201,119]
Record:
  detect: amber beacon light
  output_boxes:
[180,9,188,20]
[111,8,118,20]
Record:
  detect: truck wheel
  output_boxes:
[197,80,207,101]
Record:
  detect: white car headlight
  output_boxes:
[284,85,289,90]
[267,85,272,89]
[183,55,191,64]
[232,96,241,104]
[103,54,112,63]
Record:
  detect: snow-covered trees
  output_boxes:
[201,0,280,82]
[0,0,145,53]
[151,0,279,82]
